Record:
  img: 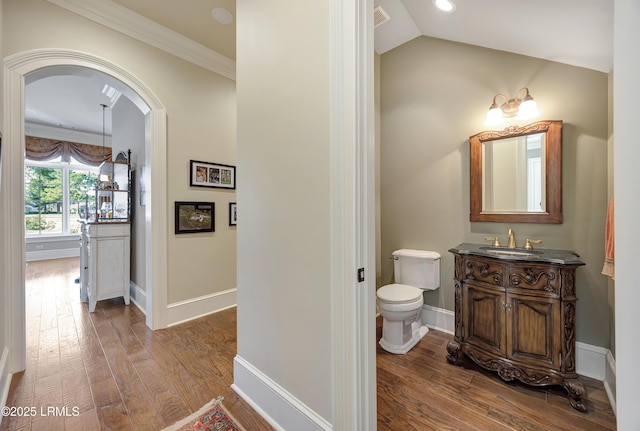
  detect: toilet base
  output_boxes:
[379,320,429,354]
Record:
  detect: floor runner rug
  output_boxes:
[162,396,246,431]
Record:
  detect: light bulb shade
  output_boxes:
[485,107,505,126]
[433,0,456,12]
[516,99,539,120]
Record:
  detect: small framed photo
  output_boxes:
[190,160,236,189]
[175,201,215,234]
[229,202,237,226]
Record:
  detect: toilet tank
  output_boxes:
[392,249,441,290]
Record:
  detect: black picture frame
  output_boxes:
[190,160,236,189]
[229,202,237,226]
[175,201,215,234]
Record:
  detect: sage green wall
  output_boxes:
[380,36,610,347]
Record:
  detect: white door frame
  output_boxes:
[329,0,377,428]
[2,48,168,373]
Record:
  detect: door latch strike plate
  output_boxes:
[357,268,365,282]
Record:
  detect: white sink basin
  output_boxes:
[479,246,543,257]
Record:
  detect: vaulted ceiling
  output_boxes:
[25,0,613,136]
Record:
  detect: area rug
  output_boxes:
[162,396,246,431]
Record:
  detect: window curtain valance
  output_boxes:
[26,136,111,167]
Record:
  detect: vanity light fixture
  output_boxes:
[433,0,456,13]
[484,87,540,127]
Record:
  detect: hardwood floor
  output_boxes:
[2,258,616,430]
[1,258,272,431]
[376,320,617,431]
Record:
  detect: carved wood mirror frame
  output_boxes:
[470,120,563,224]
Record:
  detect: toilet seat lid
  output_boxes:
[377,284,422,304]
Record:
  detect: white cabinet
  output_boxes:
[80,221,131,312]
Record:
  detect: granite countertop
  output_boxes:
[449,243,585,265]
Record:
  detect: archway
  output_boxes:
[3,49,168,373]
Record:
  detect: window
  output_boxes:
[25,158,98,236]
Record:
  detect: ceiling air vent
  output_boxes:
[374,5,390,28]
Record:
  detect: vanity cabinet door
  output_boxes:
[463,282,506,356]
[506,293,560,369]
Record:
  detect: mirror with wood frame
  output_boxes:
[469,120,562,223]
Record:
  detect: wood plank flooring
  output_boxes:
[376,319,617,431]
[1,258,616,430]
[1,258,272,431]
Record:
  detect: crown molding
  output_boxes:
[46,0,236,81]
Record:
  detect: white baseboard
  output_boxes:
[576,341,608,380]
[166,288,237,327]
[129,281,146,315]
[604,350,617,416]
[25,248,80,262]
[232,355,332,431]
[421,304,611,381]
[421,304,455,334]
[1,347,11,424]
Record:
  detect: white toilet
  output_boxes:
[377,249,441,354]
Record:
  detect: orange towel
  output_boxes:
[602,198,614,279]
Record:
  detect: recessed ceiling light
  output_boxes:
[212,7,234,25]
[433,0,456,13]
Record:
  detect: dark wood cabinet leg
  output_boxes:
[564,378,587,412]
[446,339,463,365]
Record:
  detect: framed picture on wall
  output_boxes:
[190,160,236,189]
[175,201,215,234]
[229,202,237,226]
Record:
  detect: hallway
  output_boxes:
[1,258,616,430]
[1,258,271,431]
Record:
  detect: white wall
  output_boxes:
[3,0,236,312]
[235,1,376,428]
[112,96,146,292]
[0,0,10,412]
[613,0,640,428]
[234,0,333,426]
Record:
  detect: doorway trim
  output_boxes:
[2,48,168,372]
[329,0,376,428]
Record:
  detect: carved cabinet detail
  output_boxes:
[447,247,586,412]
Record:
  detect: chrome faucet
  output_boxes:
[507,229,516,248]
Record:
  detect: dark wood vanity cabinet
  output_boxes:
[447,247,587,412]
